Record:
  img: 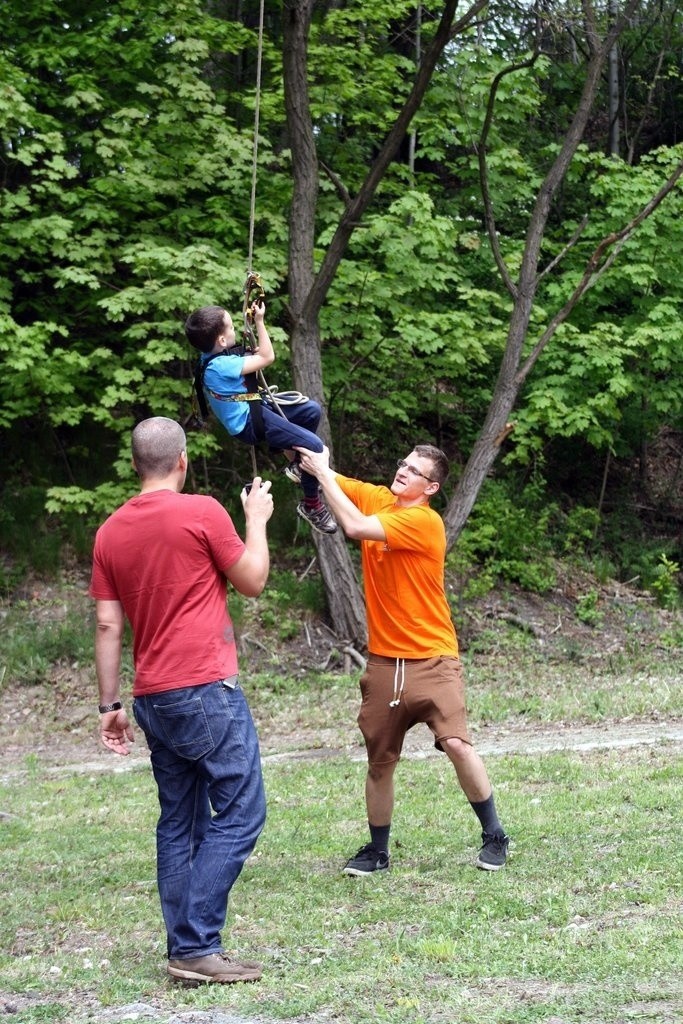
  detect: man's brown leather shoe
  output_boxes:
[167,952,262,984]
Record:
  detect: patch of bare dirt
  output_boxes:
[1,567,680,780]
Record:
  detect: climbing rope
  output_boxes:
[247,0,265,276]
[193,0,307,478]
[244,0,266,477]
[240,0,309,448]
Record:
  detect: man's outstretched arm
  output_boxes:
[295,445,386,542]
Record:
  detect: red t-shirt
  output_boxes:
[89,489,245,695]
[337,476,459,659]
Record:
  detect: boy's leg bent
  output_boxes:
[260,404,324,498]
[281,399,322,435]
[261,402,323,453]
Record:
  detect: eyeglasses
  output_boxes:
[396,459,434,483]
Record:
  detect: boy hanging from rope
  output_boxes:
[185,300,337,535]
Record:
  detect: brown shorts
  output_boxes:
[357,655,471,766]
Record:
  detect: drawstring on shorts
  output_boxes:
[389,658,405,707]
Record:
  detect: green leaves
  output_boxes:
[0,0,288,512]
[2,0,682,568]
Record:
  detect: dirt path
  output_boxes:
[3,717,681,784]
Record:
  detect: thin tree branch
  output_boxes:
[304,0,489,320]
[538,215,589,281]
[626,45,667,164]
[319,159,350,204]
[477,55,539,299]
[516,157,683,385]
[525,0,641,258]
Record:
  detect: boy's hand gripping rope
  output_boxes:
[242,270,265,352]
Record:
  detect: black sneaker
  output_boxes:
[283,459,302,484]
[296,501,338,535]
[343,843,390,876]
[475,830,509,871]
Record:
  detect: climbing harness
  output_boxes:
[190,339,311,480]
[192,353,310,426]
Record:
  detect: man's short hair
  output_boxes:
[184,305,226,353]
[414,444,449,486]
[132,418,186,479]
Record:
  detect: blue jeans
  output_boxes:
[132,679,266,960]
[237,400,324,498]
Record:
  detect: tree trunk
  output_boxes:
[281,1,479,644]
[283,0,366,646]
[281,1,478,642]
[291,314,368,647]
[310,526,367,649]
[608,0,620,157]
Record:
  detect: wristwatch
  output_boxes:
[98,701,123,714]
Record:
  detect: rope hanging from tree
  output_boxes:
[239,0,309,475]
[243,0,267,477]
[190,0,309,477]
[246,0,264,281]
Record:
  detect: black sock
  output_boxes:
[469,794,503,836]
[304,495,323,508]
[369,823,391,854]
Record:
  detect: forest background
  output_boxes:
[1,0,682,640]
[2,7,682,1023]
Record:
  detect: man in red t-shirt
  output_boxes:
[90,416,273,986]
[297,442,509,875]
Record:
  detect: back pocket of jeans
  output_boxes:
[154,696,214,760]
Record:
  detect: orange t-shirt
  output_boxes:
[337,476,458,659]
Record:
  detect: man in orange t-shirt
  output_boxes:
[296,443,509,874]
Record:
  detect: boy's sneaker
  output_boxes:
[167,953,262,984]
[475,830,509,871]
[283,459,302,484]
[297,501,338,535]
[343,843,390,876]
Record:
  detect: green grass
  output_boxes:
[1,745,681,1023]
[1,576,681,1022]
[0,599,96,687]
